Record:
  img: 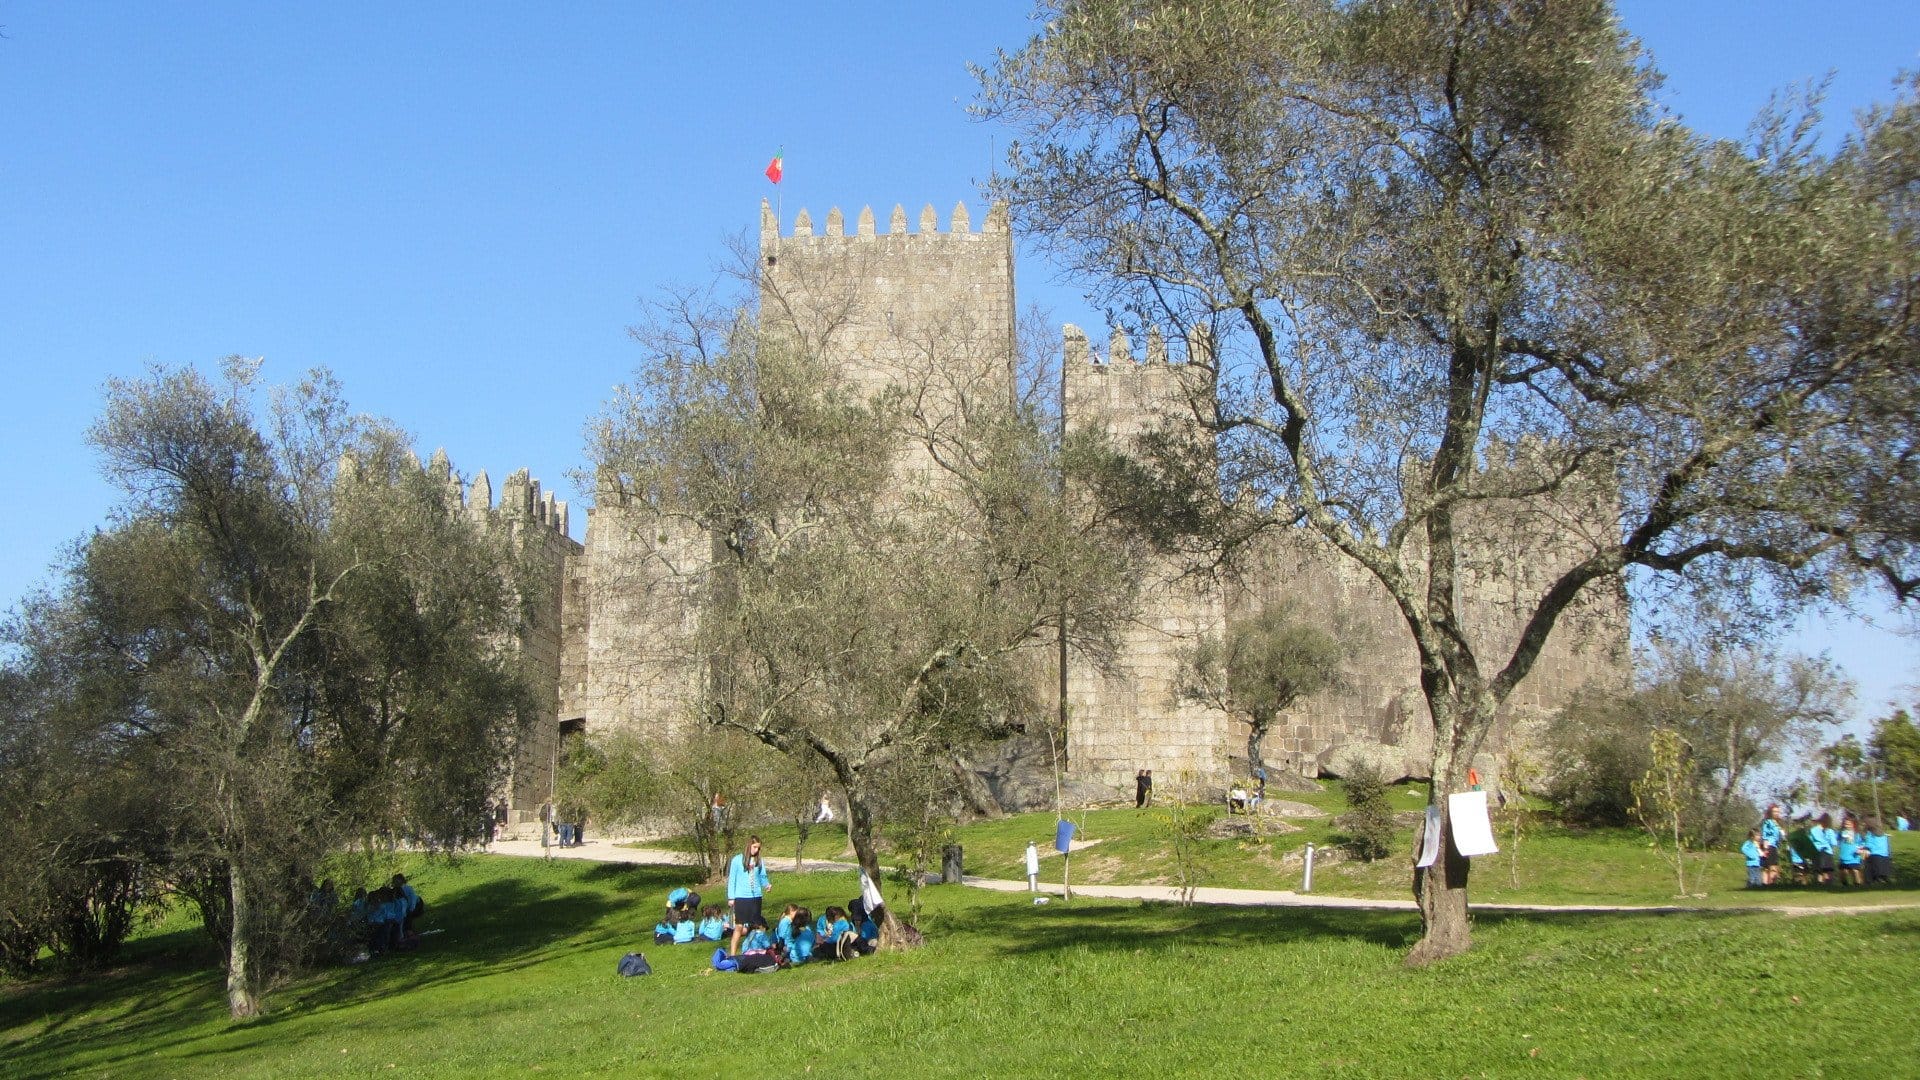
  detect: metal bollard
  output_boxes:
[1303,843,1315,893]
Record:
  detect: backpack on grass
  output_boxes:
[617,952,652,977]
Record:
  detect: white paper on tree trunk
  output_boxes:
[1415,804,1442,868]
[1447,790,1499,857]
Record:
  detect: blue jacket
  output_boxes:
[727,855,769,900]
[1811,826,1837,854]
[788,929,814,964]
[1741,840,1762,867]
[742,927,772,951]
[1760,820,1784,847]
[1837,829,1864,865]
[698,916,728,941]
[1866,831,1892,858]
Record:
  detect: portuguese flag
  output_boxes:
[765,148,784,184]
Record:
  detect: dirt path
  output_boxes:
[476,836,1920,916]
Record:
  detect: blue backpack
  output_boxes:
[616,952,652,977]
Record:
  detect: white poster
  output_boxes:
[859,870,885,912]
[1447,790,1499,857]
[1415,805,1442,868]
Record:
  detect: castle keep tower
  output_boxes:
[760,200,1016,483]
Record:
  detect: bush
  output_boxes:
[1337,761,1397,861]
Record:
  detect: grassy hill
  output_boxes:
[739,781,1920,909]
[6,846,1919,1078]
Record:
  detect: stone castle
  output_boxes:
[450,199,1628,824]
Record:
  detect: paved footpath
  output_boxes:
[477,836,1920,917]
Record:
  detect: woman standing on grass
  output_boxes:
[727,835,770,955]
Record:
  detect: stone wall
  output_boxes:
[558,486,714,745]
[1060,324,1233,791]
[417,454,581,827]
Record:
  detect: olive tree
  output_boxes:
[979,0,1919,960]
[1546,637,1847,843]
[1177,600,1354,783]
[57,360,538,1015]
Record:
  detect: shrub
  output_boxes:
[1338,761,1396,861]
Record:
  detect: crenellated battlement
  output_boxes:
[1061,322,1213,368]
[1062,322,1217,442]
[462,465,572,540]
[761,199,1008,242]
[378,448,575,541]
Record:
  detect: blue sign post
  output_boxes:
[1055,819,1077,900]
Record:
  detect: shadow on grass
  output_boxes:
[938,893,1426,956]
[0,860,684,1080]
[0,938,221,1032]
[269,861,682,1014]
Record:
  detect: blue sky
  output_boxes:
[3,2,1917,728]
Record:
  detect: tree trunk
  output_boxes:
[225,864,261,1019]
[1407,724,1477,966]
[1247,715,1268,779]
[843,784,912,949]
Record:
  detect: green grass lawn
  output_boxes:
[773,781,1920,911]
[6,854,1919,1078]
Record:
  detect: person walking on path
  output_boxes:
[815,793,836,824]
[1026,841,1041,892]
[727,835,770,955]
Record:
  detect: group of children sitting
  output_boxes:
[1741,808,1897,888]
[651,887,881,973]
[347,873,428,955]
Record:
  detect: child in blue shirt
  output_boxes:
[697,905,730,942]
[1811,813,1838,884]
[815,906,856,960]
[786,906,815,964]
[740,919,772,953]
[775,904,800,951]
[1864,818,1894,884]
[673,914,700,944]
[1836,814,1865,886]
[1741,829,1764,888]
[654,914,677,945]
[1759,805,1786,885]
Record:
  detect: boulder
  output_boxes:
[1316,739,1431,784]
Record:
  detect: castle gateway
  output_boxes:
[473,200,1627,823]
